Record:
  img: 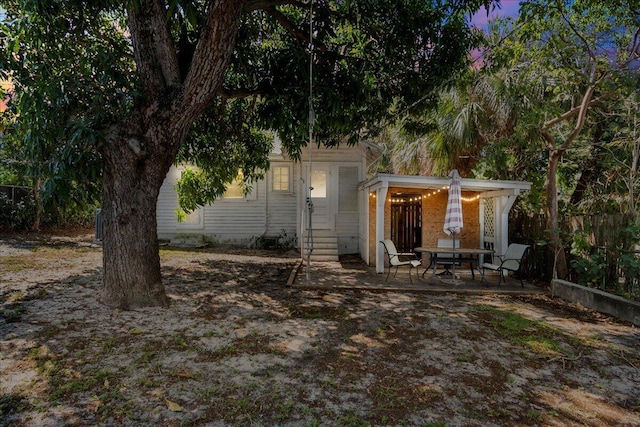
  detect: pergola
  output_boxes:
[358,173,532,274]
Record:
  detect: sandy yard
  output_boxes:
[1,232,639,426]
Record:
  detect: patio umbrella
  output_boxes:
[443,169,463,279]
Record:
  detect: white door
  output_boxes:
[304,165,332,230]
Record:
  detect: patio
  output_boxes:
[359,173,533,278]
[291,256,546,295]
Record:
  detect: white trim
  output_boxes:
[271,165,292,193]
[359,173,531,193]
[375,185,388,273]
[480,189,521,198]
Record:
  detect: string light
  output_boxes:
[369,187,481,203]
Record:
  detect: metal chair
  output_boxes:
[481,243,530,287]
[380,239,421,284]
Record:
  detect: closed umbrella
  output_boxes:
[443,169,463,279]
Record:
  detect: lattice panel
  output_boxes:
[484,200,495,238]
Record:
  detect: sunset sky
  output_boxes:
[471,0,521,30]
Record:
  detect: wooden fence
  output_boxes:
[0,185,31,204]
[510,212,639,299]
[0,185,34,230]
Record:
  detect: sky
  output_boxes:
[471,0,521,31]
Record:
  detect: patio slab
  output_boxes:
[291,256,547,295]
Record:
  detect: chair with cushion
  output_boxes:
[380,239,421,284]
[481,243,530,287]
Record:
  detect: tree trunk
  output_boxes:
[569,123,604,207]
[98,0,246,309]
[99,115,178,309]
[545,148,569,280]
[541,84,597,281]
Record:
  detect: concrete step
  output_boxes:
[302,233,338,261]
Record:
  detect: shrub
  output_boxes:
[249,229,296,250]
[0,192,36,230]
[569,230,606,288]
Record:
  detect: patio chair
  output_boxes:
[481,243,530,287]
[380,239,421,284]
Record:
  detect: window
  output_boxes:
[176,207,203,228]
[272,166,291,192]
[223,171,257,200]
[223,182,244,199]
[310,169,327,198]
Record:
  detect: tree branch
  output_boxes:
[543,94,605,129]
[246,0,308,11]
[560,84,596,150]
[179,1,246,117]
[262,6,327,51]
[558,5,597,67]
[127,0,181,96]
[540,127,557,151]
[630,26,640,57]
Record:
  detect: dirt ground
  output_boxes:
[1,232,639,427]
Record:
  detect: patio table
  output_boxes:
[414,247,494,284]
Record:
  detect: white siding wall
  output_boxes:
[358,187,369,264]
[157,166,184,238]
[300,144,364,163]
[157,165,267,245]
[265,161,298,239]
[201,178,267,244]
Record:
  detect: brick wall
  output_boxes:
[368,187,481,265]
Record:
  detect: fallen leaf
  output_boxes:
[89,398,103,413]
[172,368,193,378]
[165,398,183,412]
[149,388,164,398]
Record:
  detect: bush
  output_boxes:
[0,192,36,230]
[617,221,640,300]
[249,229,297,250]
[569,230,606,288]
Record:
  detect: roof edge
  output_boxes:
[359,173,532,193]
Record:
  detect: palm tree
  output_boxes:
[382,67,527,178]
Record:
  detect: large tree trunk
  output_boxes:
[99,0,245,309]
[100,179,168,309]
[100,116,176,309]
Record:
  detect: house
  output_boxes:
[156,143,532,267]
[157,141,377,260]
